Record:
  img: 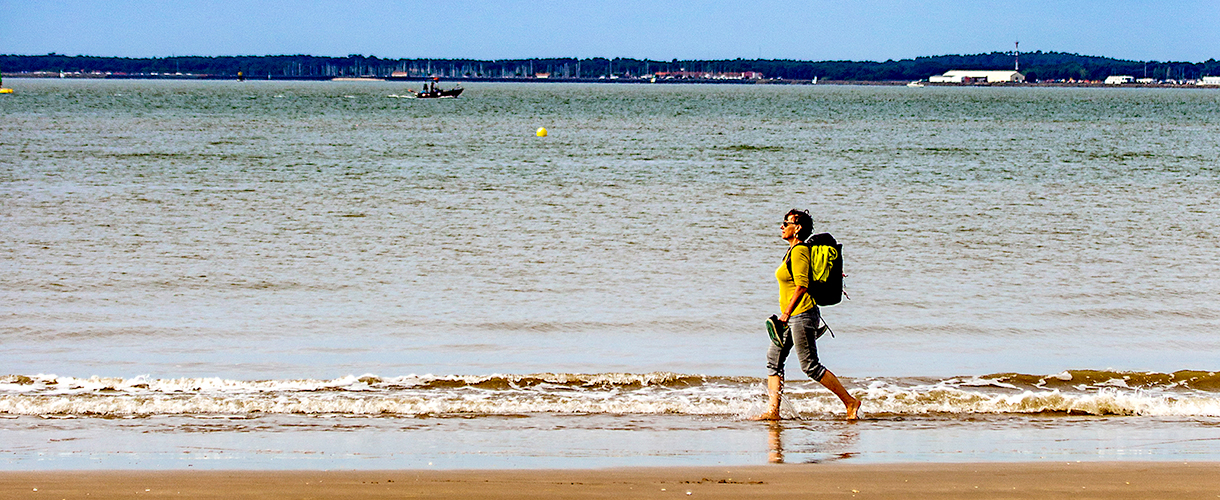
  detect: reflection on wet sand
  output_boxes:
[768,422,785,463]
[767,421,859,464]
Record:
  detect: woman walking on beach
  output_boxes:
[754,209,861,421]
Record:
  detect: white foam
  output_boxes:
[958,376,1019,389]
[1098,378,1132,388]
[2,373,1219,418]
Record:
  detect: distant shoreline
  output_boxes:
[4,73,1215,89]
[6,51,1216,85]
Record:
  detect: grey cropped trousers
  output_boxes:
[765,308,828,381]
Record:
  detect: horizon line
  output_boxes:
[5,51,1216,65]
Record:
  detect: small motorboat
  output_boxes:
[412,87,463,98]
[410,78,463,98]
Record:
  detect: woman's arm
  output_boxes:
[780,245,812,322]
[779,286,807,323]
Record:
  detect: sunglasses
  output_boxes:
[781,220,799,228]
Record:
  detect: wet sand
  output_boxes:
[4,462,1219,499]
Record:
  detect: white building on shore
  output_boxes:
[1198,76,1220,86]
[1104,75,1134,85]
[928,70,1025,83]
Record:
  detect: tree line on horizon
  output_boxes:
[3,51,1218,82]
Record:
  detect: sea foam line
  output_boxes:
[2,372,1219,418]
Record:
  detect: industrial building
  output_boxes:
[928,70,1025,83]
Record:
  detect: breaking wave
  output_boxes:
[1,370,1217,418]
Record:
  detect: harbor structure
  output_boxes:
[653,70,763,80]
[929,70,1025,83]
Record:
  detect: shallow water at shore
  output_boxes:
[3,370,1220,469]
[5,413,1220,470]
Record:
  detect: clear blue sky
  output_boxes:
[2,0,1216,62]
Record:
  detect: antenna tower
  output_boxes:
[1014,41,1020,71]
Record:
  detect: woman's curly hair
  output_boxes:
[786,209,813,241]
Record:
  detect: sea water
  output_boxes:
[2,80,1218,469]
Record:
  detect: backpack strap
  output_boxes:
[785,242,810,279]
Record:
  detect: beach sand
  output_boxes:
[4,462,1219,499]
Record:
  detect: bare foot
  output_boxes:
[845,398,861,421]
[749,411,781,421]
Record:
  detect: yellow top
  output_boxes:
[776,243,836,314]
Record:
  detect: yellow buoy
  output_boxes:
[536,127,547,137]
[0,88,12,94]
